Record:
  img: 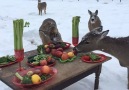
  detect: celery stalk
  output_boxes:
[13,21,17,50]
[13,19,24,50]
[72,16,80,37]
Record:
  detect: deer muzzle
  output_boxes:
[73,47,81,54]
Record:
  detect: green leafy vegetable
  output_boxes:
[0,55,15,64]
[37,45,45,54]
[15,72,32,84]
[53,56,77,63]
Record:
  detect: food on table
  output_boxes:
[41,65,51,74]
[61,52,69,60]
[37,42,71,54]
[27,54,55,67]
[67,52,75,58]
[80,53,101,62]
[34,69,42,75]
[72,16,80,46]
[15,72,32,84]
[14,66,55,86]
[44,45,49,48]
[40,60,47,66]
[36,42,77,63]
[55,50,63,58]
[13,19,24,50]
[31,74,42,84]
[0,55,15,65]
[27,71,34,76]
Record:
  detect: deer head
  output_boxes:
[73,27,109,53]
[38,0,41,3]
[88,10,99,24]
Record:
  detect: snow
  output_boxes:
[0,0,129,90]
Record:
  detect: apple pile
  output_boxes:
[43,42,70,53]
[50,49,76,62]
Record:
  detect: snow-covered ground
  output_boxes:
[0,0,129,90]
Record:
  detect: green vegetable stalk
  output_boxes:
[13,19,24,50]
[72,16,80,37]
[72,16,80,46]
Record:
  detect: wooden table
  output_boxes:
[0,48,111,90]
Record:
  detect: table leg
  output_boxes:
[127,68,129,89]
[94,64,102,90]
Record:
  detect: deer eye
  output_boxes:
[85,41,90,44]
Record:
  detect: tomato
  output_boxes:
[81,55,90,61]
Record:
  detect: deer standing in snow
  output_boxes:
[88,10,102,31]
[73,27,129,89]
[38,0,47,15]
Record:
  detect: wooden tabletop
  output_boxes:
[0,48,111,90]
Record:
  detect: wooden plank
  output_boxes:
[0,48,111,90]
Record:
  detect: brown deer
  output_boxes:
[38,0,47,15]
[39,18,63,45]
[73,27,129,89]
[88,10,102,31]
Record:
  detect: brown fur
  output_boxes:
[88,10,102,31]
[38,0,47,15]
[73,28,129,89]
[39,18,63,45]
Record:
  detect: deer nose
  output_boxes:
[73,47,78,55]
[91,19,94,21]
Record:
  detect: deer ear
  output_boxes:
[100,30,109,39]
[95,10,98,15]
[88,10,92,15]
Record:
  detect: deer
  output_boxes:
[88,10,102,31]
[73,27,129,89]
[38,0,47,15]
[39,18,63,45]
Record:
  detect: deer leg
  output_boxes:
[94,64,102,90]
[44,8,46,14]
[41,10,42,15]
[39,10,40,15]
[127,68,129,89]
[45,10,46,14]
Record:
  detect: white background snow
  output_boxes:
[0,0,129,90]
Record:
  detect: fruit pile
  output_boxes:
[27,54,55,67]
[15,65,53,85]
[37,42,77,63]
[44,43,77,63]
[51,49,77,63]
[37,42,71,54]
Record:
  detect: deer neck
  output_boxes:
[98,36,118,55]
[98,36,129,67]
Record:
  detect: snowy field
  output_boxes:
[0,0,129,90]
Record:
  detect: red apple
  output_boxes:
[61,52,69,60]
[45,48,51,53]
[55,51,63,58]
[51,49,57,56]
[40,60,47,66]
